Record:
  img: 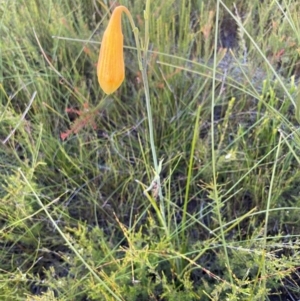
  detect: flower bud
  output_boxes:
[97,6,128,94]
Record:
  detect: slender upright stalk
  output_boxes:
[211,0,234,290]
[124,1,166,224]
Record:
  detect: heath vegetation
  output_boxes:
[1,0,300,300]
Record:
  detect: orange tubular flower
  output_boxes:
[97,6,129,94]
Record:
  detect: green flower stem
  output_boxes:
[124,1,166,225]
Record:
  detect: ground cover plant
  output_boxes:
[1,0,300,300]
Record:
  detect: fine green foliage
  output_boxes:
[1,0,300,300]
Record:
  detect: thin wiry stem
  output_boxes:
[2,91,37,144]
[124,1,166,226]
[211,0,234,291]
